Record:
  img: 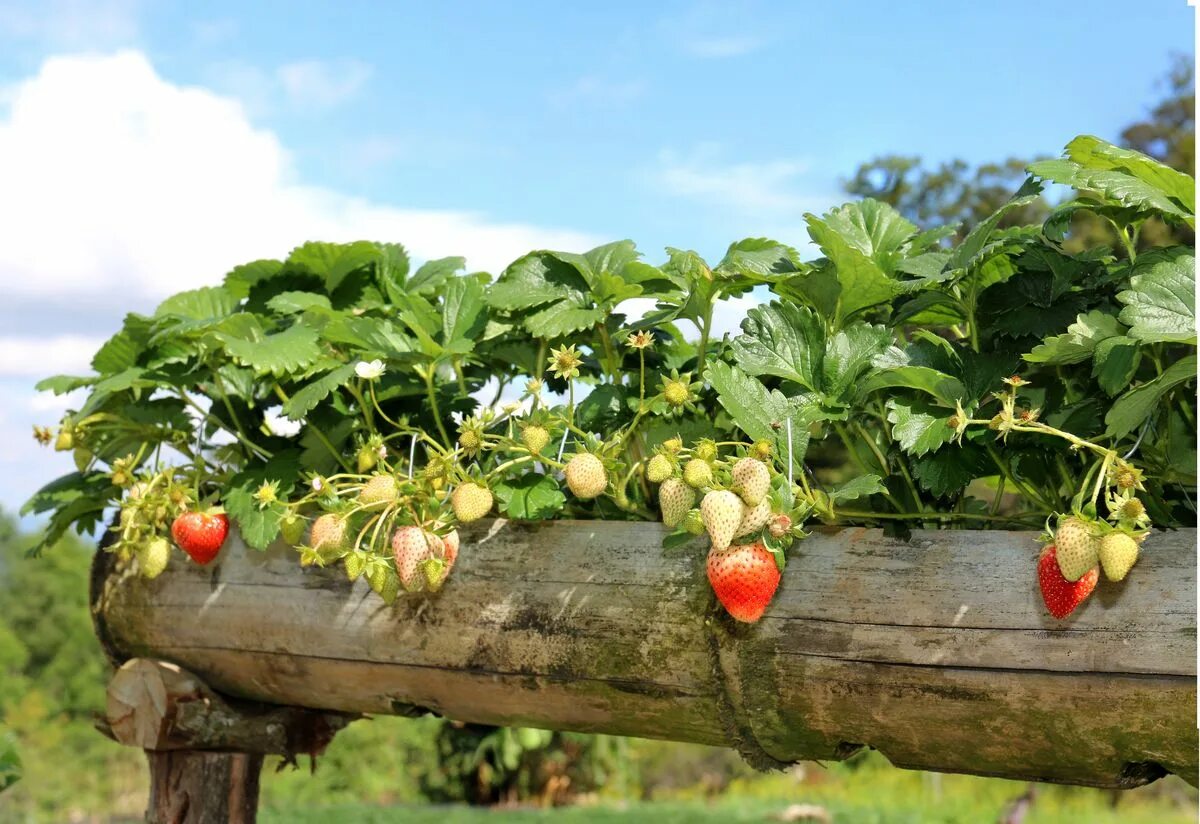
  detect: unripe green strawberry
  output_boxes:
[1055,517,1099,582]
[734,498,771,539]
[358,474,399,506]
[565,454,607,499]
[393,527,443,591]
[751,440,772,461]
[521,425,550,455]
[645,454,674,484]
[137,537,170,579]
[682,509,705,536]
[658,478,695,529]
[420,557,448,592]
[54,427,73,452]
[310,513,349,554]
[694,440,718,462]
[451,482,493,523]
[731,457,770,506]
[1098,532,1139,582]
[683,459,712,489]
[279,513,306,546]
[701,490,744,551]
[458,429,481,452]
[662,437,683,455]
[356,446,378,474]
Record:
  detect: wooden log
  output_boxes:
[102,658,353,823]
[91,521,1198,789]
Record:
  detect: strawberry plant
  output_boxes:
[24,136,1195,622]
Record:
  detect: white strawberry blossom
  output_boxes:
[355,359,385,380]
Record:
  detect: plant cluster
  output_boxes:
[25,135,1196,621]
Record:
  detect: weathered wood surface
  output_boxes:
[104,658,352,755]
[92,521,1198,788]
[144,750,262,824]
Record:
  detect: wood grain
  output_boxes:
[92,521,1198,788]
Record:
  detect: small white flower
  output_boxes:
[311,476,326,493]
[355,359,386,380]
[376,445,388,459]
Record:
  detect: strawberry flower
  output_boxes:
[355,359,386,380]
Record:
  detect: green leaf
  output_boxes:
[34,375,95,394]
[820,199,917,272]
[821,323,892,401]
[219,323,322,377]
[1117,247,1196,343]
[320,316,416,360]
[90,330,141,374]
[1092,336,1141,397]
[407,256,464,295]
[525,301,604,337]
[949,195,1041,271]
[732,302,824,390]
[805,212,900,326]
[1065,135,1195,214]
[0,729,20,792]
[1104,354,1197,439]
[224,260,286,299]
[716,238,800,278]
[266,291,333,315]
[283,363,357,420]
[488,251,589,311]
[827,474,884,504]
[705,361,812,470]
[223,453,301,550]
[911,444,991,498]
[1023,310,1126,364]
[154,286,239,320]
[886,400,955,456]
[493,473,566,520]
[1028,159,1190,221]
[442,276,488,349]
[287,241,382,292]
[860,361,966,407]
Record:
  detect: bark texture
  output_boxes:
[92,521,1198,789]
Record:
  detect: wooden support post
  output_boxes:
[102,658,354,823]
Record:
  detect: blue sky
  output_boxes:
[0,0,1193,521]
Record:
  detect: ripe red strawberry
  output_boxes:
[700,490,744,551]
[658,478,695,528]
[442,529,460,571]
[565,454,607,499]
[1054,516,1098,582]
[392,527,443,591]
[1038,544,1098,619]
[170,510,229,565]
[358,474,399,506]
[734,498,771,539]
[451,482,493,523]
[310,513,349,554]
[731,457,770,506]
[706,541,782,623]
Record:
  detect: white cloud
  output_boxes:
[0,335,103,376]
[656,144,813,212]
[681,35,763,59]
[550,74,646,106]
[276,59,372,108]
[0,0,141,49]
[0,51,599,304]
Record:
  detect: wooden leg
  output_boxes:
[146,750,264,824]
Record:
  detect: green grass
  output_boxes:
[262,755,1198,824]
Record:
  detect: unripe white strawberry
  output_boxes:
[701,490,745,551]
[137,537,170,579]
[645,454,674,484]
[734,498,771,539]
[522,425,550,455]
[658,478,695,528]
[310,514,349,554]
[392,526,443,591]
[442,529,460,572]
[683,459,712,489]
[731,457,770,506]
[451,482,493,523]
[565,454,607,499]
[358,474,398,505]
[1098,532,1139,581]
[1055,517,1099,582]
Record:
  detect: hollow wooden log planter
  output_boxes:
[92,521,1198,819]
